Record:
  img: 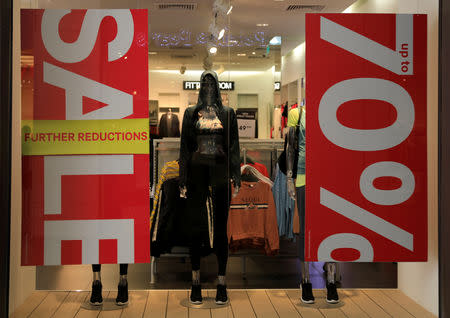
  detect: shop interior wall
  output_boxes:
[280,0,439,315]
[281,42,305,107]
[9,1,37,315]
[149,68,277,139]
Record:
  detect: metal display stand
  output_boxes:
[152,138,284,187]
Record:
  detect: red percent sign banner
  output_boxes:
[21,9,150,265]
[306,14,427,262]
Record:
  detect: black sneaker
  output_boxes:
[215,284,228,305]
[115,280,129,306]
[301,282,315,304]
[89,280,103,306]
[326,282,339,304]
[190,284,202,304]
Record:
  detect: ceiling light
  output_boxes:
[209,46,218,54]
[237,53,246,56]
[148,52,158,55]
[227,5,233,15]
[218,29,225,40]
[269,36,281,45]
[252,52,256,55]
[256,23,269,27]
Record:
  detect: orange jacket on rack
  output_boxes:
[227,181,279,255]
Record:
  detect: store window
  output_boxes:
[10,0,437,317]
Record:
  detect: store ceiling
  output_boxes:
[34,0,356,71]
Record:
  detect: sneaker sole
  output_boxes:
[326,299,340,304]
[301,297,315,304]
[89,301,103,306]
[190,300,203,305]
[215,300,229,305]
[116,301,128,306]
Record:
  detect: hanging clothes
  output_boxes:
[251,162,269,178]
[281,102,289,137]
[272,164,297,239]
[150,177,187,257]
[150,160,179,228]
[150,160,215,257]
[240,164,272,186]
[159,112,180,137]
[272,107,282,139]
[228,181,279,255]
[240,162,269,178]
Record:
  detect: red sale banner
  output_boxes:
[306,14,427,262]
[21,9,150,265]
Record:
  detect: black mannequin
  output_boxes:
[179,70,240,305]
[89,264,128,306]
[286,106,339,304]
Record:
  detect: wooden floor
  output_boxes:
[11,289,436,318]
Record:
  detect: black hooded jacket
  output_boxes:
[179,70,241,188]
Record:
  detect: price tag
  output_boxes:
[237,119,255,138]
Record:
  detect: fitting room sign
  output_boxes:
[20,9,150,265]
[183,81,235,90]
[306,14,427,261]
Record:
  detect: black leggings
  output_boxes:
[186,160,230,276]
[296,186,305,261]
[92,264,128,275]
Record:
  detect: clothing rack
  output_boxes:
[150,138,288,285]
[152,138,284,189]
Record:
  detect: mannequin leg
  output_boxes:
[191,246,201,285]
[296,186,314,303]
[325,262,336,284]
[189,244,203,304]
[325,262,339,303]
[215,226,228,305]
[190,243,202,283]
[119,263,128,283]
[211,176,230,277]
[90,264,103,305]
[192,269,201,285]
[300,261,310,283]
[212,182,230,304]
[185,162,209,304]
[116,264,129,305]
[92,264,101,281]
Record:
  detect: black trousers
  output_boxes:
[296,186,305,261]
[92,264,128,275]
[186,159,230,276]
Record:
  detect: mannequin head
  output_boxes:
[201,74,218,106]
[197,70,222,109]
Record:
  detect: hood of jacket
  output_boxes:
[197,70,223,109]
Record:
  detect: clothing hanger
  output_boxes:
[240,155,255,165]
[241,171,259,182]
[240,165,273,187]
[241,164,260,183]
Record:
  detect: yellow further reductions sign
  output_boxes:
[22,118,149,155]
